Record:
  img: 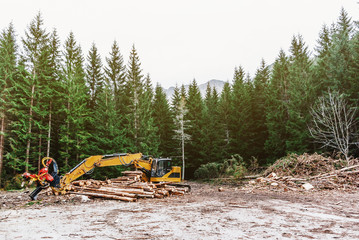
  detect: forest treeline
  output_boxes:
[1,9,359,186]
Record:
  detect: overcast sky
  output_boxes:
[1,0,359,88]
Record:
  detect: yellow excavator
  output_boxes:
[22,153,187,200]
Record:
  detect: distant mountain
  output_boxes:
[164,79,226,100]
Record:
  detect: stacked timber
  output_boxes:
[68,171,189,202]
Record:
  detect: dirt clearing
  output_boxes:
[1,182,359,239]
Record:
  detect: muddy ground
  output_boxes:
[1,182,359,240]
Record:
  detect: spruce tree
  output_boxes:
[230,66,252,159]
[0,23,17,185]
[185,79,204,176]
[105,40,126,113]
[21,13,50,171]
[326,8,354,95]
[59,32,89,169]
[265,50,290,161]
[249,59,270,163]
[137,74,159,155]
[313,24,333,94]
[218,82,232,158]
[285,35,313,153]
[86,42,104,110]
[171,85,181,114]
[43,29,62,158]
[125,45,144,151]
[202,84,222,163]
[153,83,175,157]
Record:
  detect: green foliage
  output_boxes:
[194,162,222,179]
[4,174,23,190]
[265,50,290,162]
[185,79,205,175]
[153,84,175,157]
[2,9,359,185]
[194,154,247,180]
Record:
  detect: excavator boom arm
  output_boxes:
[60,153,144,189]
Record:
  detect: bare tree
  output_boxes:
[309,91,358,161]
[173,97,191,180]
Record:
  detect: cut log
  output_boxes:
[68,191,136,202]
[122,171,142,175]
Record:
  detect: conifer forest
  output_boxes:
[1,9,359,187]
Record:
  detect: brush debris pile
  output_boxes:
[247,153,359,191]
[67,171,189,202]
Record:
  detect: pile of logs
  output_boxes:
[67,171,189,202]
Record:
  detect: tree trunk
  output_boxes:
[134,91,138,147]
[181,116,185,181]
[65,100,70,167]
[37,134,42,171]
[25,84,35,172]
[46,101,52,157]
[0,114,5,186]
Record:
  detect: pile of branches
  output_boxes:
[67,171,189,202]
[247,153,359,191]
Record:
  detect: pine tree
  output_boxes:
[326,8,354,95]
[21,13,50,171]
[171,85,180,113]
[153,83,175,157]
[125,45,144,151]
[137,74,159,155]
[59,32,89,170]
[285,35,314,153]
[202,84,222,163]
[185,79,204,176]
[43,29,62,158]
[218,82,232,157]
[0,23,17,185]
[313,24,333,94]
[92,73,126,155]
[249,60,270,163]
[230,66,252,159]
[265,50,290,161]
[86,43,104,110]
[104,40,126,113]
[7,57,33,173]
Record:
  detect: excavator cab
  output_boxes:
[150,158,181,182]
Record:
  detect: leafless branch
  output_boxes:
[309,90,358,161]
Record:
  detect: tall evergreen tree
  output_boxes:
[104,40,126,112]
[86,42,104,110]
[59,32,89,169]
[202,84,222,163]
[185,79,204,176]
[125,45,144,151]
[153,84,175,157]
[313,24,333,94]
[21,12,50,171]
[265,50,290,161]
[218,82,232,158]
[137,74,159,155]
[43,29,62,159]
[0,23,17,185]
[326,8,354,96]
[249,59,270,163]
[230,66,252,159]
[285,35,314,153]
